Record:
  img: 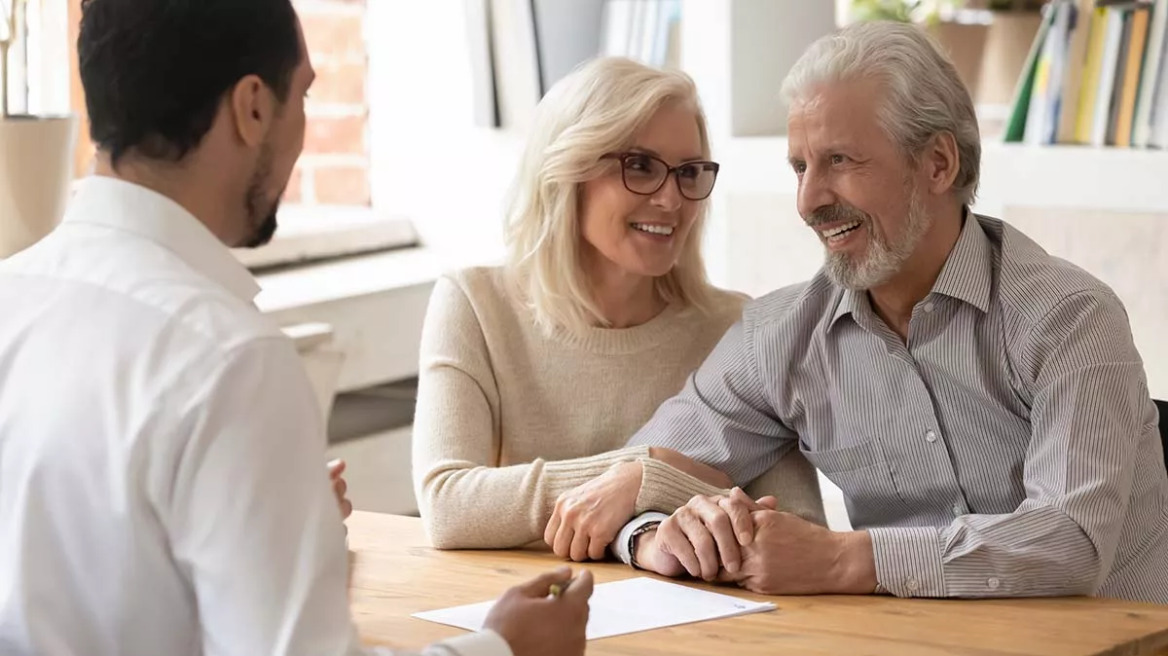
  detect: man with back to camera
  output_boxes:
[0,1,592,654]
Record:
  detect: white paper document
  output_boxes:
[411,577,776,640]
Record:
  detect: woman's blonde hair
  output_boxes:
[504,56,718,334]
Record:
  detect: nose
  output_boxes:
[797,166,836,220]
[649,174,684,212]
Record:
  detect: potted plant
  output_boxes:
[1,0,78,258]
[850,0,963,24]
[972,0,1046,106]
[968,0,1046,10]
[849,0,990,95]
[848,0,1044,107]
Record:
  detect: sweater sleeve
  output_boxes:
[632,448,825,524]
[411,275,650,549]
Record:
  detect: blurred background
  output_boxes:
[3,0,1164,530]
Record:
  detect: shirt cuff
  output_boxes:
[868,526,946,598]
[611,512,670,566]
[432,630,513,656]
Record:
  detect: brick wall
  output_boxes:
[67,0,371,197]
[291,0,371,206]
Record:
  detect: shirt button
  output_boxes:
[905,578,920,593]
[952,503,964,517]
[923,302,936,313]
[987,578,1001,590]
[925,430,938,443]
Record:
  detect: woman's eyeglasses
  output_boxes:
[602,152,720,201]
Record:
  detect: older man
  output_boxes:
[606,20,1168,602]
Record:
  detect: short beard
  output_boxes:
[242,144,281,249]
[811,183,930,291]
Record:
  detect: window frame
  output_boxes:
[63,0,416,269]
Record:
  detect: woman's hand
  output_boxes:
[544,461,643,561]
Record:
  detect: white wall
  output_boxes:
[366,1,524,266]
[364,1,844,277]
[708,138,1168,399]
[364,6,1168,395]
[361,2,1167,530]
[532,0,607,93]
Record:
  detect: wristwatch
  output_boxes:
[627,521,662,570]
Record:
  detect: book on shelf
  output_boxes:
[1024,1,1074,145]
[1114,6,1150,145]
[1073,6,1109,141]
[1133,0,1168,144]
[1103,7,1134,146]
[1004,3,1057,142]
[1056,0,1098,142]
[1005,0,1168,148]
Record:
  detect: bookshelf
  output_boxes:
[1006,0,1168,148]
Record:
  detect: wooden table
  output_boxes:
[347,512,1168,655]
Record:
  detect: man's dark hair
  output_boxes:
[79,0,301,166]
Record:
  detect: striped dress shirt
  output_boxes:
[626,214,1168,602]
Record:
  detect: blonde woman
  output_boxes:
[411,57,823,557]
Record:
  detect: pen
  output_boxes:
[548,578,573,599]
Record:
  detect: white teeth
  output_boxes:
[631,223,675,236]
[822,221,861,238]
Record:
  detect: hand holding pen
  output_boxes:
[484,566,594,656]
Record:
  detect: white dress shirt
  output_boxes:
[0,177,511,656]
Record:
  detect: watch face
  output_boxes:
[629,522,662,568]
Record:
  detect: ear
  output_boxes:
[228,74,276,148]
[920,131,960,197]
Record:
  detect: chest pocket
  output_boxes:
[799,438,911,528]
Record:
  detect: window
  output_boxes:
[290,0,371,208]
[3,0,68,117]
[57,0,415,269]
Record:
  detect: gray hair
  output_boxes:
[781,21,981,205]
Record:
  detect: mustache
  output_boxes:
[806,204,869,227]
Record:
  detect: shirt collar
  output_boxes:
[930,210,994,314]
[827,208,994,332]
[63,176,261,303]
[829,286,869,332]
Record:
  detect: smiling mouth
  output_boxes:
[630,223,675,237]
[820,220,862,242]
[826,220,864,235]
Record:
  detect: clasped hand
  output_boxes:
[637,488,877,595]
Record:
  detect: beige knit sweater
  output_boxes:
[411,267,824,549]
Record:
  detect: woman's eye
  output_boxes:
[624,156,652,172]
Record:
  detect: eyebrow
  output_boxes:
[628,146,708,162]
[787,143,855,166]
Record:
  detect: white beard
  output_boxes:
[824,185,931,291]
